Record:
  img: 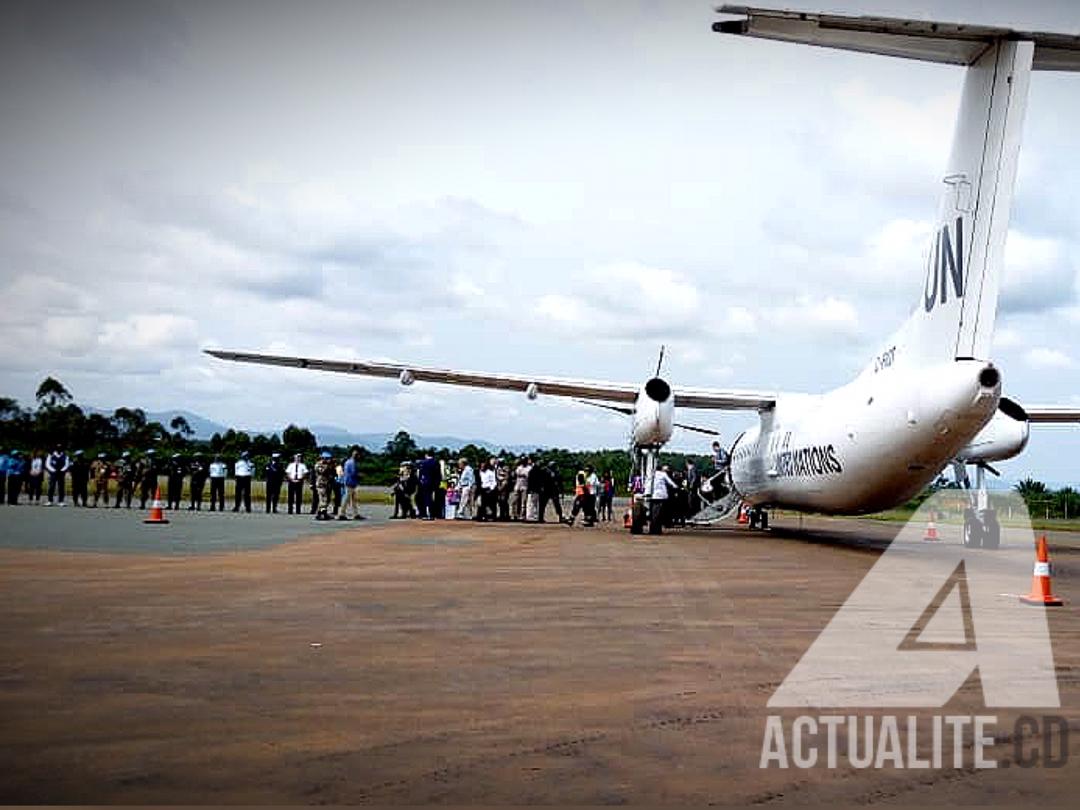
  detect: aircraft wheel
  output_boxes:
[760,510,770,531]
[982,512,1000,550]
[962,510,982,549]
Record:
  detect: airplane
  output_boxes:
[207,6,1080,546]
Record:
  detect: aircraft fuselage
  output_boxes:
[729,360,1000,514]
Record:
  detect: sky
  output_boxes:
[1,0,1078,485]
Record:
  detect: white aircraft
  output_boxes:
[207,6,1080,546]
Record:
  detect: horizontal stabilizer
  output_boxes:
[715,6,1080,71]
[1025,407,1080,424]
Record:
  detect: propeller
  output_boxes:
[655,345,666,378]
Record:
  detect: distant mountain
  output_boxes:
[90,406,538,453]
[144,409,229,440]
[307,426,538,454]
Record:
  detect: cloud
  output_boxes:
[23,0,189,81]
[769,295,860,336]
[1000,230,1076,314]
[1024,347,1074,369]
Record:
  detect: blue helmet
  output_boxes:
[320,450,332,459]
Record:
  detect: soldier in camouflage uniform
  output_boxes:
[90,453,110,507]
[114,451,135,508]
[314,451,335,521]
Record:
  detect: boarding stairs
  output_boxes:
[689,469,742,526]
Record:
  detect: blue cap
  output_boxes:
[321,451,332,459]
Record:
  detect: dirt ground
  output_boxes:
[1,512,1079,804]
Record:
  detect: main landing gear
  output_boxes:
[628,446,658,536]
[956,461,1000,550]
[747,507,770,531]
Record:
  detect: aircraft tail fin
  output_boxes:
[714,7,1080,364]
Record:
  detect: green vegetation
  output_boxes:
[0,378,713,489]
[864,477,1080,531]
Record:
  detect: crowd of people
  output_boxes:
[0,441,727,530]
[391,453,617,526]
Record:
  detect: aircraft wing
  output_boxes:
[204,349,777,411]
[1025,406,1080,424]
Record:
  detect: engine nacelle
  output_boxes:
[955,397,1030,463]
[632,377,674,446]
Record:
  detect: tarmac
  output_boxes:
[1,505,1079,803]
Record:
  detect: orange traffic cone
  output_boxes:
[923,513,940,542]
[737,504,749,525]
[144,486,170,525]
[623,509,632,529]
[1020,536,1063,606]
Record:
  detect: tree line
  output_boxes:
[1,377,714,489]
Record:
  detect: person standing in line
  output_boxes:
[189,454,207,510]
[45,445,70,505]
[475,460,497,521]
[525,460,545,522]
[308,459,320,516]
[495,458,512,521]
[313,451,335,521]
[0,447,8,506]
[264,452,284,513]
[166,453,185,511]
[5,451,25,504]
[233,450,254,513]
[511,457,531,520]
[392,461,417,519]
[417,451,440,521]
[538,462,564,524]
[69,450,90,507]
[597,471,615,521]
[137,449,158,509]
[455,458,475,520]
[570,466,596,529]
[114,451,135,508]
[337,448,362,521]
[433,459,448,520]
[686,460,701,517]
[649,464,677,535]
[333,459,345,516]
[208,454,227,512]
[585,466,601,524]
[26,450,45,503]
[285,453,308,515]
[90,453,110,507]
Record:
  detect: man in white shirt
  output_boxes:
[649,464,677,536]
[233,451,254,513]
[208,455,227,512]
[455,458,475,520]
[511,457,531,521]
[285,453,308,515]
[477,462,497,522]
